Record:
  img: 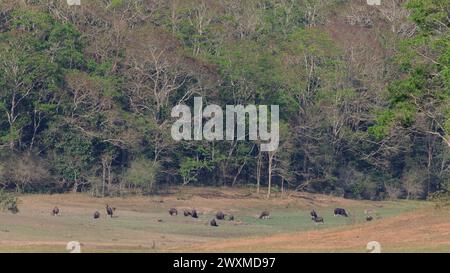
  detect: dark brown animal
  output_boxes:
[210,218,218,227]
[191,209,198,218]
[366,215,373,221]
[183,209,191,216]
[106,204,115,218]
[93,211,100,219]
[169,208,178,216]
[216,211,225,220]
[310,209,318,219]
[259,211,270,219]
[334,208,348,217]
[312,216,324,224]
[52,206,59,216]
[228,215,234,221]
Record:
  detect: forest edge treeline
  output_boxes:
[0,0,448,201]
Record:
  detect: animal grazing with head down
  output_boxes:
[334,208,348,217]
[169,208,178,216]
[216,211,225,220]
[210,218,218,227]
[259,211,270,219]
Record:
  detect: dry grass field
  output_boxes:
[0,187,447,253]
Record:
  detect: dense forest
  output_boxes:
[0,0,448,200]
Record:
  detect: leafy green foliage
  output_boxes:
[0,0,448,200]
[124,159,159,193]
[0,189,19,214]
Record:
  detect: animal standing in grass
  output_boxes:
[191,209,199,218]
[228,215,234,221]
[210,218,218,227]
[310,209,324,224]
[259,211,270,219]
[169,208,178,216]
[52,206,60,216]
[106,204,115,218]
[216,211,225,220]
[334,208,348,217]
[183,209,191,216]
[93,211,100,219]
[312,216,324,224]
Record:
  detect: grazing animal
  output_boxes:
[366,216,373,221]
[183,209,191,217]
[93,211,100,219]
[210,218,218,227]
[312,216,324,224]
[310,209,324,224]
[106,204,115,218]
[334,208,348,217]
[228,215,234,221]
[52,206,60,216]
[259,210,270,219]
[169,208,178,216]
[216,211,225,220]
[191,209,198,218]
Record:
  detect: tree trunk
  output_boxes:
[72,173,78,193]
[107,163,112,194]
[101,161,106,197]
[426,135,434,194]
[171,0,178,34]
[267,152,274,199]
[256,150,262,194]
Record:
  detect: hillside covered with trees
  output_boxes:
[0,0,448,200]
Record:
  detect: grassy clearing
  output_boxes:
[0,187,433,253]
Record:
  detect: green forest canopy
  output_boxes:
[0,0,448,200]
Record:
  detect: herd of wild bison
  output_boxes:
[49,205,376,227]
